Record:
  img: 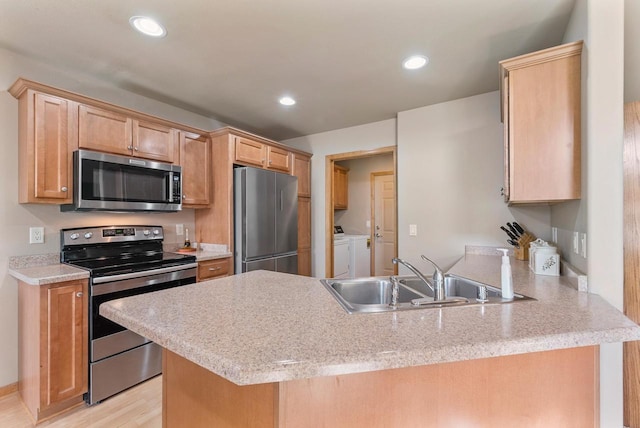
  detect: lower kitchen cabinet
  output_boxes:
[18,279,88,423]
[197,257,232,282]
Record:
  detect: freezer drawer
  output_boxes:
[241,253,298,274]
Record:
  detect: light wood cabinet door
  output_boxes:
[78,104,132,156]
[18,279,88,423]
[266,146,291,173]
[292,154,311,197]
[297,196,312,276]
[298,197,311,249]
[500,41,582,203]
[180,132,211,207]
[333,165,349,210]
[197,258,232,282]
[134,120,176,162]
[234,136,266,167]
[46,281,87,405]
[29,92,73,202]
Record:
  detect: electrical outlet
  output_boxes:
[409,224,417,236]
[572,231,579,254]
[581,233,587,258]
[176,224,184,236]
[29,227,44,244]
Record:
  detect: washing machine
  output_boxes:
[333,237,350,278]
[342,234,371,277]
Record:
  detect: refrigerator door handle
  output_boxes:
[280,190,283,211]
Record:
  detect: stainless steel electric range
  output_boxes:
[61,225,197,404]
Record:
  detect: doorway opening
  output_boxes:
[325,146,398,277]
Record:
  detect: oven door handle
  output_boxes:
[92,263,199,284]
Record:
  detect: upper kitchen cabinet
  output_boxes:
[9,78,210,206]
[292,153,311,197]
[179,131,211,207]
[79,104,176,163]
[499,40,582,204]
[234,135,291,173]
[9,87,77,204]
[333,164,349,210]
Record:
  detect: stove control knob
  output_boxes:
[84,232,93,239]
[143,229,151,236]
[69,233,80,240]
[153,229,161,236]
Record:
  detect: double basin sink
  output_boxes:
[321,274,534,314]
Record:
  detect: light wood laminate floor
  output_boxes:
[0,376,161,427]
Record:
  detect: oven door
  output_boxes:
[65,149,182,212]
[90,265,197,362]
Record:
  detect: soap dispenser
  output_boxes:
[497,248,514,300]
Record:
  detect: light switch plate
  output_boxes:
[572,232,579,254]
[409,224,417,236]
[176,224,184,236]
[581,233,587,258]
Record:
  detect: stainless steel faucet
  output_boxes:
[392,256,446,302]
[420,255,445,301]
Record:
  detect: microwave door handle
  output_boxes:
[168,172,174,202]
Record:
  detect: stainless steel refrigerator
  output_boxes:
[234,167,298,274]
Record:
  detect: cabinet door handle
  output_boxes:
[208,267,222,271]
[269,160,273,165]
[61,186,68,192]
[76,292,83,297]
[134,147,139,151]
[182,195,187,199]
[127,145,133,150]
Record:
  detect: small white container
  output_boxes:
[529,240,559,276]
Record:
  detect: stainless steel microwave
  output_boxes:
[61,150,182,212]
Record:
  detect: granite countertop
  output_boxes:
[193,250,233,261]
[9,263,89,285]
[100,253,640,386]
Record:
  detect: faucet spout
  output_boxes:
[392,257,439,299]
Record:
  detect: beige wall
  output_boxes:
[334,154,394,235]
[397,91,551,270]
[625,0,640,102]
[0,47,225,387]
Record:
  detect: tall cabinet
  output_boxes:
[499,41,582,204]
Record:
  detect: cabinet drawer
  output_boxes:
[198,258,231,281]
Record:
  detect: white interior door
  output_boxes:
[372,173,396,276]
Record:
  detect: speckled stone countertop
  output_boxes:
[100,254,640,386]
[9,262,89,285]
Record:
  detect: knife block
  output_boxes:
[514,233,535,261]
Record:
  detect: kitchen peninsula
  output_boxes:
[100,253,640,427]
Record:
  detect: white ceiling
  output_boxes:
[0,0,576,140]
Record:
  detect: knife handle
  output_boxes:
[513,222,525,234]
[500,226,517,241]
[507,222,520,237]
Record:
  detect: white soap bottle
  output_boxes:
[497,248,514,300]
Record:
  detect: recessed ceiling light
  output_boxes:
[403,55,429,70]
[129,16,167,38]
[279,96,296,106]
